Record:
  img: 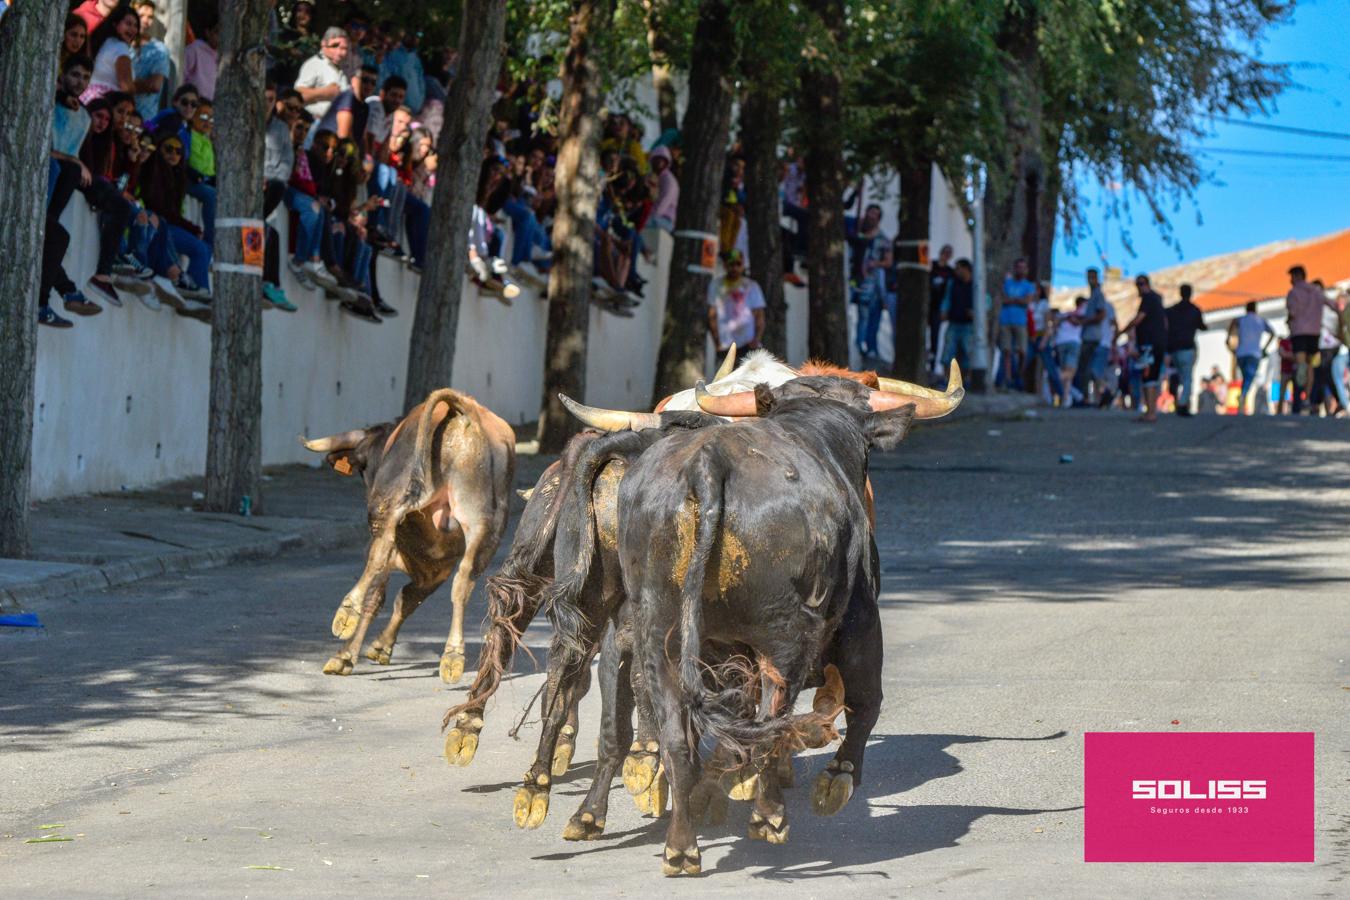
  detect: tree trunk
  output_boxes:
[892,163,933,382]
[536,0,613,454]
[800,0,849,365]
[204,0,270,515]
[652,0,735,402]
[642,0,680,135]
[403,0,507,411]
[1036,128,1064,285]
[742,86,786,358]
[983,1,1043,344]
[0,2,67,557]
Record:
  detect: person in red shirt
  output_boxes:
[73,0,118,32]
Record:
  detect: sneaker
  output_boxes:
[112,254,154,280]
[177,274,210,301]
[37,306,74,328]
[135,284,162,311]
[286,257,316,290]
[304,260,339,289]
[176,299,213,323]
[262,281,297,312]
[64,289,103,316]
[87,278,122,307]
[152,275,186,310]
[340,298,383,323]
[490,257,509,277]
[373,298,398,317]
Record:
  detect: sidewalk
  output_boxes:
[0,466,370,615]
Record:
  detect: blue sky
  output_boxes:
[1051,0,1350,286]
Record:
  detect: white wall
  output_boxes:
[32,199,816,500]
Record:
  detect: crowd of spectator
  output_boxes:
[38,0,684,330]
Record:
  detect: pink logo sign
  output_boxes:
[1084,732,1314,862]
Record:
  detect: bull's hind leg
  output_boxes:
[323,531,396,676]
[747,751,790,844]
[812,583,882,817]
[364,575,444,665]
[440,526,495,684]
[564,626,632,840]
[622,663,666,815]
[514,626,600,830]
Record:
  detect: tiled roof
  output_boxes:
[1051,229,1350,321]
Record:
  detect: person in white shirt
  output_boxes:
[84,6,140,102]
[708,249,766,364]
[1228,302,1276,407]
[294,27,350,119]
[1053,296,1086,408]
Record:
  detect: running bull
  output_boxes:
[302,389,516,682]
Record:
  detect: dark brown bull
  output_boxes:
[303,389,516,682]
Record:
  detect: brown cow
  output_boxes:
[302,389,516,682]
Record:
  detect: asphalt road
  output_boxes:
[3,411,1347,897]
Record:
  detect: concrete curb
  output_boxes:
[0,520,367,614]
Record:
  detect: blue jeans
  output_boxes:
[370,163,406,237]
[1034,340,1063,399]
[1331,351,1350,411]
[941,322,974,370]
[166,223,211,289]
[1237,355,1261,398]
[404,195,430,267]
[1172,348,1197,409]
[502,197,549,266]
[187,180,217,246]
[858,284,896,358]
[285,187,324,263]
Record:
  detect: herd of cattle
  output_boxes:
[301,347,963,876]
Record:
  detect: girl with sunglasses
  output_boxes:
[137,132,213,313]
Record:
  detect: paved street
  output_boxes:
[2,411,1347,897]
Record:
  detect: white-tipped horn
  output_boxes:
[558,394,664,432]
[874,361,964,419]
[712,343,737,382]
[300,428,368,453]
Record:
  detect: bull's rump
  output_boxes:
[617,421,869,638]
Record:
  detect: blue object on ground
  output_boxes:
[0,612,43,628]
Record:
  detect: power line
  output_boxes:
[1201,147,1350,162]
[1214,116,1350,142]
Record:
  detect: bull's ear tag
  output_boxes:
[333,456,354,476]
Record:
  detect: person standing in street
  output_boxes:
[928,244,955,372]
[707,249,766,367]
[1165,283,1207,416]
[1075,267,1109,403]
[1122,274,1169,423]
[998,257,1036,389]
[1285,265,1335,411]
[1228,301,1276,413]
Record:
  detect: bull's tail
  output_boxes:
[677,447,803,767]
[405,388,464,509]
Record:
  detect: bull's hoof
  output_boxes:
[796,718,837,750]
[561,810,605,841]
[633,762,668,817]
[552,724,576,777]
[810,761,855,817]
[748,809,790,844]
[661,845,702,877]
[444,714,483,767]
[689,776,728,827]
[722,765,760,801]
[322,653,354,676]
[331,602,360,640]
[622,741,660,795]
[439,650,466,684]
[513,779,551,829]
[364,641,393,665]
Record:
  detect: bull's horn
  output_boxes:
[558,394,663,432]
[694,382,759,417]
[874,361,964,419]
[712,343,737,382]
[300,428,368,453]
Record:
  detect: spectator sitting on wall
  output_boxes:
[73,0,118,33]
[285,118,338,291]
[708,249,766,365]
[262,84,299,311]
[146,82,200,140]
[138,130,214,313]
[182,16,220,102]
[319,63,375,154]
[647,144,678,234]
[112,109,190,310]
[184,98,217,245]
[84,4,140,104]
[295,27,351,120]
[76,95,140,309]
[131,1,170,121]
[61,14,89,68]
[379,27,425,115]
